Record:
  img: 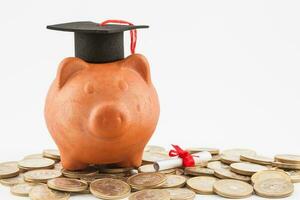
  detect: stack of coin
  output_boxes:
[1,146,300,200]
[273,154,300,170]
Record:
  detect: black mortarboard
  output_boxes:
[47,21,149,63]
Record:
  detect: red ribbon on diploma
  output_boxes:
[169,144,195,167]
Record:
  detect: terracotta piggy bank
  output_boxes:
[44,54,160,170]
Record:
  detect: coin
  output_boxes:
[29,184,70,200]
[24,154,44,160]
[101,164,132,174]
[165,188,195,200]
[186,147,219,155]
[127,173,167,190]
[48,178,88,192]
[254,178,294,198]
[138,164,175,174]
[90,178,131,199]
[143,152,170,163]
[184,167,214,176]
[160,175,186,188]
[221,149,256,164]
[272,162,300,170]
[43,149,60,160]
[210,154,221,161]
[214,168,251,182]
[230,162,268,176]
[0,161,19,168]
[275,154,300,164]
[187,176,218,194]
[18,158,55,170]
[129,189,170,200]
[0,174,25,186]
[213,179,253,198]
[62,166,98,178]
[207,161,229,170]
[144,145,166,153]
[24,169,62,183]
[251,169,291,184]
[240,154,274,165]
[0,162,19,178]
[54,163,63,171]
[286,170,300,183]
[10,183,38,197]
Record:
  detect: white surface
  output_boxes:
[0,0,300,199]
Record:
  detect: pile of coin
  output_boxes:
[0,146,299,199]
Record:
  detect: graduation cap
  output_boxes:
[47,21,149,63]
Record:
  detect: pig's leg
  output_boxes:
[60,153,88,170]
[118,150,143,168]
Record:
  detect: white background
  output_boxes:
[0,0,299,199]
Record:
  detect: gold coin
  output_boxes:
[187,176,218,194]
[101,164,132,174]
[138,164,175,174]
[221,149,256,163]
[11,183,39,197]
[230,162,268,176]
[251,169,291,184]
[0,162,19,178]
[272,161,300,170]
[160,175,186,188]
[214,168,251,182]
[165,188,195,200]
[286,170,300,183]
[240,154,274,165]
[207,161,230,170]
[24,169,62,183]
[62,166,98,178]
[90,178,131,199]
[186,147,220,155]
[0,174,25,186]
[254,178,294,198]
[127,173,167,190]
[43,149,60,160]
[275,154,300,164]
[144,145,166,153]
[213,179,253,198]
[143,152,170,163]
[129,189,170,200]
[184,167,214,176]
[18,158,55,170]
[48,178,88,192]
[29,184,70,200]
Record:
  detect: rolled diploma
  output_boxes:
[153,151,212,171]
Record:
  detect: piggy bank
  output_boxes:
[44,54,160,170]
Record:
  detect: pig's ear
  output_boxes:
[122,54,151,84]
[56,57,88,89]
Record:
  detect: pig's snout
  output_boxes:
[88,104,129,139]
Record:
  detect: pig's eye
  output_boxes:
[84,82,94,94]
[118,80,128,92]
